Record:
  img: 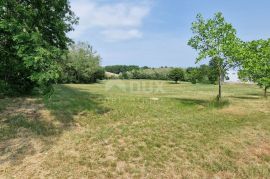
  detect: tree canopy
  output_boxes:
[238,39,270,97]
[0,0,77,95]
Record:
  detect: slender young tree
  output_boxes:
[188,12,238,100]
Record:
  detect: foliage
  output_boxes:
[237,39,270,97]
[168,68,185,83]
[208,59,220,84]
[119,72,129,79]
[105,65,140,74]
[124,68,172,80]
[186,67,199,84]
[185,64,219,84]
[116,65,218,84]
[59,42,104,84]
[188,12,238,99]
[0,0,77,95]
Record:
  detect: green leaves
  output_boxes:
[238,39,270,96]
[0,0,77,95]
[188,12,238,64]
[188,12,239,99]
[59,42,104,84]
[168,68,185,83]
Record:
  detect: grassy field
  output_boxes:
[0,80,269,178]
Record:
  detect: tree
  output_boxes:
[60,42,104,83]
[0,0,77,95]
[188,12,238,100]
[168,68,185,83]
[186,67,199,84]
[238,39,270,97]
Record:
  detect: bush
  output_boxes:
[119,72,129,79]
[168,68,185,83]
[92,68,105,82]
[59,42,104,84]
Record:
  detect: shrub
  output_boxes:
[168,68,185,83]
[59,42,104,84]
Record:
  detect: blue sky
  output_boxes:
[69,0,270,67]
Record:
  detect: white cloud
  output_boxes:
[102,29,142,42]
[69,0,151,42]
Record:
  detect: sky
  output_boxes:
[69,0,270,67]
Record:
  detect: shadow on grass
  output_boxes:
[229,96,260,100]
[1,115,57,140]
[0,115,58,165]
[0,98,9,112]
[0,84,110,166]
[174,98,230,109]
[246,91,269,98]
[230,90,270,99]
[167,81,188,84]
[43,85,110,125]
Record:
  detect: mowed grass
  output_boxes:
[0,80,269,178]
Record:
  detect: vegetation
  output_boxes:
[0,80,269,178]
[0,0,77,95]
[124,68,172,80]
[59,42,105,84]
[188,12,238,100]
[168,68,185,83]
[111,65,219,84]
[105,65,140,74]
[186,64,219,84]
[237,39,270,97]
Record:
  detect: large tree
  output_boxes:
[60,42,104,83]
[0,0,77,95]
[238,39,270,97]
[188,12,238,100]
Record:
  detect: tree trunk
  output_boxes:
[218,75,222,101]
[216,57,222,101]
[264,87,268,98]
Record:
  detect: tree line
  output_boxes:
[104,65,141,74]
[104,64,219,84]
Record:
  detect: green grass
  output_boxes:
[0,80,269,178]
